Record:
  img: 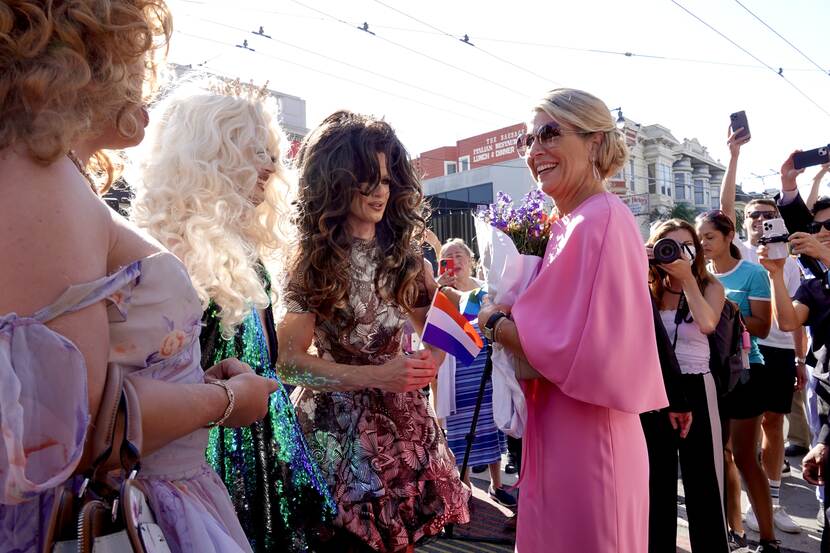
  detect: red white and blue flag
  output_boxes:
[421,291,484,367]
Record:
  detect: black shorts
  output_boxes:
[757,345,796,414]
[721,363,766,420]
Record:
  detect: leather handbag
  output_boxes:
[44,365,171,553]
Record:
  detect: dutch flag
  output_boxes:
[422,290,484,367]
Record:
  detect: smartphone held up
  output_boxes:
[758,218,790,260]
[439,258,455,276]
[730,111,750,141]
[793,145,830,170]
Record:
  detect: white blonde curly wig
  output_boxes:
[131,90,296,338]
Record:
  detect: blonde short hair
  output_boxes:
[535,88,628,179]
[0,0,172,164]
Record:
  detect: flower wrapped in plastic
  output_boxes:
[474,190,553,438]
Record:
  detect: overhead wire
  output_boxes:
[369,0,558,86]
[732,0,829,76]
[182,16,515,121]
[286,0,532,99]
[175,30,494,124]
[178,3,828,74]
[670,0,830,119]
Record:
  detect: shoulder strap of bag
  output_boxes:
[87,364,143,483]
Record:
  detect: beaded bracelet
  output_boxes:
[205,380,235,428]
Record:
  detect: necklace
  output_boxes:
[66,150,96,191]
[664,287,682,295]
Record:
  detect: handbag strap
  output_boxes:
[86,364,143,484]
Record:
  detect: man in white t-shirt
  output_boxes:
[720,131,807,535]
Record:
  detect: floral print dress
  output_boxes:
[285,239,470,552]
[0,251,252,553]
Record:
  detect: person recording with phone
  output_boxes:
[720,128,807,536]
[776,151,830,281]
[756,197,830,549]
[434,239,514,508]
[696,208,777,552]
[643,219,729,553]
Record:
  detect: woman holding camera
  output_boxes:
[644,219,728,553]
[696,210,777,551]
[477,88,667,553]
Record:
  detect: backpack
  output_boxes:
[707,299,749,396]
[674,295,748,397]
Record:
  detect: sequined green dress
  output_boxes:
[201,268,335,552]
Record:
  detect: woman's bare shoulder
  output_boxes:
[0,155,110,315]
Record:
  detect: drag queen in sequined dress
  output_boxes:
[278,111,470,553]
[131,89,334,552]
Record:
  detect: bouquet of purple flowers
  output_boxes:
[472,189,554,438]
[475,190,553,257]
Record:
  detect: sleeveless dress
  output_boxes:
[0,252,252,552]
[200,266,335,552]
[285,239,470,552]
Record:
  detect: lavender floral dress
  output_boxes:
[0,252,252,553]
[285,239,470,552]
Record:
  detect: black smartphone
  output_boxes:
[729,111,750,140]
[793,145,830,170]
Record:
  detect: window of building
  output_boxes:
[659,163,672,197]
[674,172,686,200]
[710,184,720,208]
[444,161,457,175]
[648,164,656,194]
[629,158,635,190]
[458,156,470,172]
[694,179,705,205]
[467,183,493,206]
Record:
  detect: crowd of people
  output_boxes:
[1,2,829,553]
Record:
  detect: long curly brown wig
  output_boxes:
[289,110,427,321]
[0,0,172,166]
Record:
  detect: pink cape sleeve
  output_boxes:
[512,193,668,414]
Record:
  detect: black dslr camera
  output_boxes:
[648,238,682,265]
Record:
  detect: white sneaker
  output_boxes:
[744,507,760,532]
[773,505,801,534]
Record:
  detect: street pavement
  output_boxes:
[418,450,823,553]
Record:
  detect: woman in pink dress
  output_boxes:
[477,88,668,552]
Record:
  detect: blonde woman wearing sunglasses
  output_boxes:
[477,88,667,553]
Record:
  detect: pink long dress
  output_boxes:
[511,192,668,553]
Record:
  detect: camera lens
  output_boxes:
[651,238,682,264]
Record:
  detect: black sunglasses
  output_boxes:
[808,219,830,233]
[516,123,590,157]
[747,211,777,220]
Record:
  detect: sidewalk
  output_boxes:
[418,450,823,553]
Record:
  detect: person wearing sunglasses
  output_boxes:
[696,209,778,552]
[477,88,667,553]
[720,130,807,537]
[756,194,830,550]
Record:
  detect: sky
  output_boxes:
[167,0,830,195]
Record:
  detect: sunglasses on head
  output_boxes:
[808,219,830,233]
[515,123,590,157]
[747,210,777,220]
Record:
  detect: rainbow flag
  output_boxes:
[460,288,487,321]
[422,291,484,366]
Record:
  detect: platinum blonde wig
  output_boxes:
[131,91,296,337]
